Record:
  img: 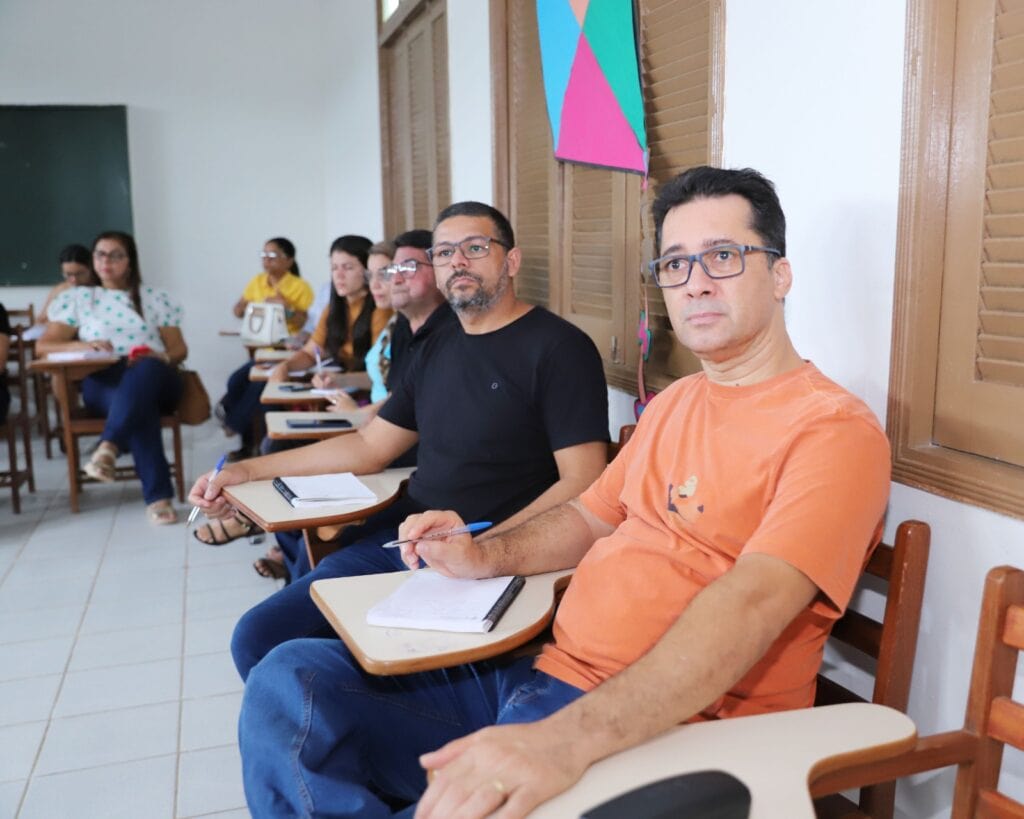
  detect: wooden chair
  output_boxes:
[811,565,1024,818]
[0,321,36,512]
[303,424,639,571]
[38,358,185,513]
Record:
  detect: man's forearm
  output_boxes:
[479,500,597,576]
[237,432,389,482]
[542,554,818,772]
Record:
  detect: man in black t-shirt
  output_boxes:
[189,202,610,681]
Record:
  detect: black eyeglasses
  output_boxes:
[647,244,780,288]
[427,236,509,266]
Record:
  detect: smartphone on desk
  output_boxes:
[279,384,313,393]
[285,418,353,429]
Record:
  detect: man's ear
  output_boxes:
[771,257,793,301]
[505,246,522,279]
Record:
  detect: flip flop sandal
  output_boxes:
[146,501,178,525]
[253,557,290,581]
[193,513,255,546]
[83,447,117,482]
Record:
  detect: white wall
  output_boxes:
[446,0,494,205]
[0,0,381,394]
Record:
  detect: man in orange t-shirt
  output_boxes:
[237,167,891,819]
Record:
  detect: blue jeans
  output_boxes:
[239,643,583,818]
[221,361,264,448]
[81,358,182,504]
[232,497,426,681]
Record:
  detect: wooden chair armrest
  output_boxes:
[809,730,978,797]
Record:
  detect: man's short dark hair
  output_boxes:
[391,229,433,251]
[652,166,786,258]
[433,201,515,250]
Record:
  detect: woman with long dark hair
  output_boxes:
[38,231,188,524]
[267,235,391,381]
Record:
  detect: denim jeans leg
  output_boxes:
[240,640,532,819]
[222,361,254,433]
[231,530,408,681]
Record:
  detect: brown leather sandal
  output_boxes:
[192,512,256,546]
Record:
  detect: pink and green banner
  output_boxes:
[536,0,647,174]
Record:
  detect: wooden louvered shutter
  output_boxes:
[933,1,1024,466]
[559,165,626,357]
[380,0,449,236]
[630,0,719,381]
[507,0,556,308]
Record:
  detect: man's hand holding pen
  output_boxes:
[396,510,493,578]
[187,461,250,521]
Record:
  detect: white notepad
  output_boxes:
[273,472,377,508]
[46,350,117,362]
[366,571,525,633]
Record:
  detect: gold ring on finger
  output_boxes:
[493,779,507,798]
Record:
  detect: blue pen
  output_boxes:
[381,521,493,549]
[187,453,228,525]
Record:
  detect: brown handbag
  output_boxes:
[177,369,211,425]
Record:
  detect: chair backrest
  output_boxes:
[814,520,931,818]
[6,305,35,326]
[950,566,1024,818]
[811,566,1024,819]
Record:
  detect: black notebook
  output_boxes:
[366,572,525,633]
[581,770,751,819]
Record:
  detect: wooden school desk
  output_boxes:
[222,466,415,533]
[532,702,916,819]
[310,568,574,675]
[253,347,291,363]
[248,361,278,382]
[265,410,368,440]
[259,381,331,407]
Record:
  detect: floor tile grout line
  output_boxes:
[14,466,123,819]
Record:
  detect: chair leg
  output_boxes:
[20,412,35,493]
[67,428,81,514]
[38,375,54,460]
[7,423,20,514]
[172,422,184,502]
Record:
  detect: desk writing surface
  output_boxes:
[265,410,367,440]
[310,568,573,676]
[531,703,916,819]
[253,347,291,363]
[260,381,330,406]
[249,362,277,382]
[222,466,414,532]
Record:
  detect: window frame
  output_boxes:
[888,0,1024,519]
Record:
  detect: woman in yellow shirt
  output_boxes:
[218,237,312,464]
[233,237,313,335]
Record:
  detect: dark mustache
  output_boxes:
[444,271,484,290]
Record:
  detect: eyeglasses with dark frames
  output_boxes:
[647,244,780,289]
[427,236,509,266]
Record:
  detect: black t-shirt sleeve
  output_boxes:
[537,326,609,451]
[0,304,10,336]
[378,343,421,431]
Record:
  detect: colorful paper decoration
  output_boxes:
[537,0,648,174]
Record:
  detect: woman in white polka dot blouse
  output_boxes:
[38,231,189,524]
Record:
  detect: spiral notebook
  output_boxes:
[366,571,526,633]
[272,472,377,508]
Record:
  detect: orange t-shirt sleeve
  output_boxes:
[310,309,329,349]
[579,431,636,529]
[741,414,891,617]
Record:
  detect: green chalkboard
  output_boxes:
[0,105,133,286]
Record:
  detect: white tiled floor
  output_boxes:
[0,422,280,818]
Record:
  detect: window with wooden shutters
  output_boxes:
[890,0,1024,518]
[379,0,450,237]
[492,0,723,390]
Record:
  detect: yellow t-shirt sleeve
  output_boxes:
[279,276,314,311]
[242,274,266,303]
